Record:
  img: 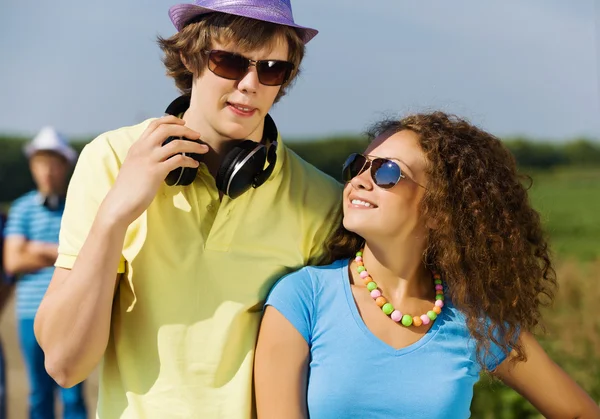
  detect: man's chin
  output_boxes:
[219,119,263,141]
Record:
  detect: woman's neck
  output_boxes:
[359,240,432,301]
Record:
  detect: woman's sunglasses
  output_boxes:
[204,50,295,86]
[342,153,426,189]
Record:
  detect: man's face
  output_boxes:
[189,36,289,143]
[29,151,70,195]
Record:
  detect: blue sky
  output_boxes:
[1,0,599,141]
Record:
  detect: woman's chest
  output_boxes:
[307,342,479,419]
[306,301,480,418]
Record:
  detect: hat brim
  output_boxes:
[168,4,318,44]
[24,144,78,165]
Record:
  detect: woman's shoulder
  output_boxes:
[268,259,349,302]
[434,300,516,369]
[432,299,471,339]
[303,259,348,276]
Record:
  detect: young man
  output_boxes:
[34,1,341,418]
[3,128,87,419]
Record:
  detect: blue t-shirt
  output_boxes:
[4,191,64,320]
[265,259,510,419]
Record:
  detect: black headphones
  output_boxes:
[162,96,278,199]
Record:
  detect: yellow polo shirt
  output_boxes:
[55,119,342,418]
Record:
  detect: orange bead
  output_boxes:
[433,273,441,279]
[356,261,364,266]
[375,297,387,307]
[433,306,442,314]
[412,316,423,327]
[363,277,372,285]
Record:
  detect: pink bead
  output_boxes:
[420,314,431,325]
[370,289,382,299]
[435,300,444,308]
[355,256,363,262]
[435,284,443,291]
[391,310,403,322]
[359,271,369,279]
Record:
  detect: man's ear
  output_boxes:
[180,52,193,73]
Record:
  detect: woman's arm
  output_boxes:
[494,331,600,419]
[254,306,310,419]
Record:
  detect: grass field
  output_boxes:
[528,167,600,262]
[1,167,598,417]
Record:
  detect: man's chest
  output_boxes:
[24,210,62,242]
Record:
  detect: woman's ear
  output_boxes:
[425,217,439,230]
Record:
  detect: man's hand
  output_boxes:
[27,241,59,265]
[100,116,208,227]
[3,237,59,275]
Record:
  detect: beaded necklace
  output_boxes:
[354,250,444,327]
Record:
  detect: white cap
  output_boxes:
[24,126,78,164]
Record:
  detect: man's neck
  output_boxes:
[38,187,66,197]
[37,189,66,210]
[181,106,266,178]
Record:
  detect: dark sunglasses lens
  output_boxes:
[256,60,293,86]
[372,159,401,188]
[342,153,367,182]
[208,51,248,80]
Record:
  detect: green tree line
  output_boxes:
[1,134,599,203]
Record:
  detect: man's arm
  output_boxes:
[34,117,208,387]
[3,236,58,276]
[35,210,127,388]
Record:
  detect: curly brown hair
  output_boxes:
[157,13,305,103]
[324,111,557,369]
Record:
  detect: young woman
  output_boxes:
[254,112,600,418]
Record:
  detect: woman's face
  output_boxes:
[342,129,429,245]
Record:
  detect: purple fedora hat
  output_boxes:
[168,0,318,44]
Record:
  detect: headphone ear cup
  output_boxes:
[164,165,199,186]
[252,140,277,188]
[215,140,266,199]
[177,166,199,186]
[215,143,248,192]
[163,136,201,186]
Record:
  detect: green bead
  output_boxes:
[427,310,437,320]
[382,303,394,315]
[357,266,365,273]
[356,251,363,257]
[434,279,442,285]
[401,315,413,327]
[366,281,378,291]
[435,295,444,300]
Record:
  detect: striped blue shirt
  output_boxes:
[4,191,64,319]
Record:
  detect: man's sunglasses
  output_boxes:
[203,50,295,86]
[342,153,426,189]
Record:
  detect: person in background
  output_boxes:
[3,127,86,419]
[255,112,600,419]
[0,211,12,419]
